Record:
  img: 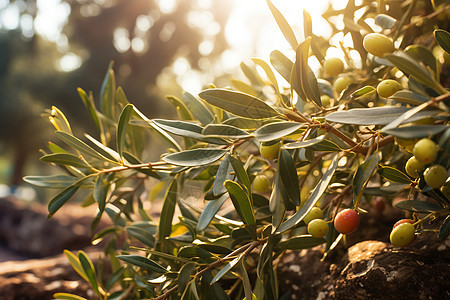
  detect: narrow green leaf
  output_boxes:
[239,260,253,300]
[197,243,232,255]
[55,131,113,163]
[163,149,227,167]
[381,102,433,132]
[202,124,251,139]
[213,155,233,196]
[229,155,252,195]
[200,270,231,300]
[116,255,168,273]
[435,29,450,54]
[266,0,297,50]
[224,180,256,226]
[364,184,408,196]
[282,135,324,150]
[181,281,200,300]
[279,149,300,206]
[158,179,178,241]
[166,95,194,121]
[231,79,258,96]
[303,9,313,38]
[132,107,182,151]
[277,235,326,250]
[78,88,102,135]
[251,58,279,93]
[63,250,88,282]
[53,292,88,300]
[394,200,443,213]
[293,37,321,106]
[115,86,130,106]
[84,134,121,163]
[308,138,342,152]
[240,61,264,87]
[100,62,116,119]
[105,267,125,291]
[326,106,438,126]
[91,226,117,245]
[383,125,448,140]
[23,175,79,189]
[94,175,108,214]
[377,165,412,184]
[210,255,241,285]
[40,153,90,168]
[385,51,446,95]
[438,216,450,240]
[375,14,397,29]
[197,194,228,231]
[405,45,438,79]
[270,174,287,229]
[276,154,338,233]
[253,121,304,142]
[351,86,376,99]
[178,263,197,295]
[182,92,215,126]
[353,153,380,208]
[389,90,429,105]
[177,246,212,259]
[151,119,228,145]
[199,89,280,119]
[223,117,263,130]
[270,50,294,84]
[48,106,72,134]
[78,251,100,295]
[48,178,88,218]
[117,104,134,159]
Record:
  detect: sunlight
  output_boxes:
[34,0,70,42]
[57,52,82,72]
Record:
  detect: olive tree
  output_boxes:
[25,0,450,299]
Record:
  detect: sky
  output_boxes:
[0,0,350,93]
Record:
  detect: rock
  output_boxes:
[278,238,450,299]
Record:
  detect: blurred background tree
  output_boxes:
[0,0,233,192]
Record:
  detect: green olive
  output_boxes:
[363,33,395,57]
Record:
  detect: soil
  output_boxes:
[0,196,449,299]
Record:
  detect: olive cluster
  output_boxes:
[404,138,448,189]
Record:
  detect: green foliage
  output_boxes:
[24,1,450,299]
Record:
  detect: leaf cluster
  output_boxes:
[25,1,450,299]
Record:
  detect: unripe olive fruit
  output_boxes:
[413,138,438,164]
[307,219,329,238]
[405,156,425,178]
[442,184,450,200]
[285,129,303,141]
[333,76,352,94]
[320,95,331,107]
[303,207,324,225]
[395,137,416,153]
[377,79,402,98]
[390,222,415,247]
[323,57,344,77]
[363,33,395,57]
[259,141,281,160]
[424,165,448,189]
[252,174,270,193]
[334,209,360,234]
